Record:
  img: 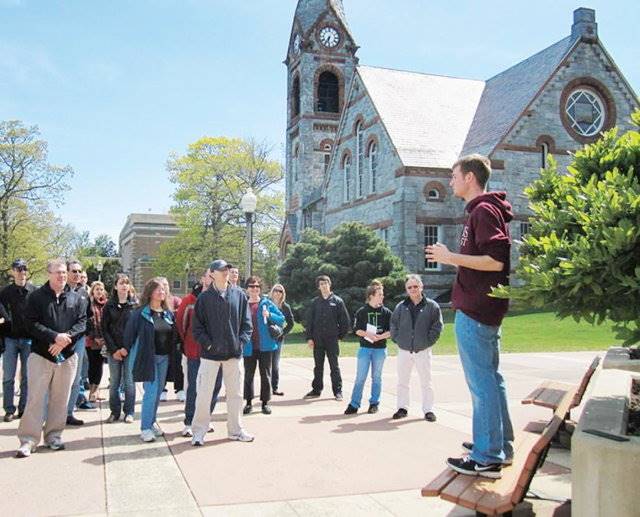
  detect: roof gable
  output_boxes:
[357,65,485,169]
[462,35,578,156]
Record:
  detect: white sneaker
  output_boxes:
[16,441,36,458]
[140,429,156,442]
[208,423,215,433]
[159,391,167,402]
[182,425,193,437]
[191,436,204,446]
[152,422,164,437]
[46,438,65,451]
[124,414,134,424]
[229,430,254,442]
[176,390,186,402]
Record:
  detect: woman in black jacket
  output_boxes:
[102,274,137,423]
[269,283,294,396]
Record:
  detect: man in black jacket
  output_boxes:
[0,259,35,422]
[16,259,87,458]
[304,275,351,401]
[191,259,253,445]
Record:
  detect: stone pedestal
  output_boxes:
[602,347,640,372]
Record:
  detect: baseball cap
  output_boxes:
[209,259,232,272]
[11,259,28,270]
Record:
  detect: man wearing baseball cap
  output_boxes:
[0,259,36,422]
[191,259,254,444]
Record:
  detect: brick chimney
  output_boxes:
[572,8,598,42]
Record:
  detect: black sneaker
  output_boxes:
[261,404,272,415]
[460,442,513,466]
[272,390,284,396]
[4,413,14,422]
[425,411,437,422]
[344,404,358,415]
[303,390,321,399]
[446,456,502,479]
[392,408,408,420]
[66,415,84,426]
[243,403,252,415]
[367,404,379,414]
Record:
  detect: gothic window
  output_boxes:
[342,154,351,202]
[355,121,364,197]
[519,221,531,240]
[368,142,378,193]
[424,225,442,271]
[292,76,301,118]
[565,89,605,137]
[317,71,339,113]
[540,142,549,168]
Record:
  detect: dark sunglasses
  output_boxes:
[247,284,260,288]
[407,285,420,290]
[15,266,28,272]
[70,269,82,274]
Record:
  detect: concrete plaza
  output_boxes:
[0,350,598,516]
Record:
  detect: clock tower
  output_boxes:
[283,0,358,245]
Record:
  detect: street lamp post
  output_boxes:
[96,261,104,282]
[184,262,190,296]
[240,188,257,280]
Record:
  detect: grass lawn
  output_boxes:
[281,310,616,358]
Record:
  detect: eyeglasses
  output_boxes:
[70,269,82,274]
[272,289,284,293]
[247,285,260,289]
[406,285,420,290]
[15,267,28,272]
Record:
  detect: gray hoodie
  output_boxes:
[390,295,443,352]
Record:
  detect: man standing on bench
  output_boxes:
[426,154,514,479]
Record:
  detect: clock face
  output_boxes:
[293,33,302,55]
[319,26,340,48]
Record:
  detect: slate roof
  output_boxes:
[294,0,354,42]
[462,35,578,156]
[357,65,485,169]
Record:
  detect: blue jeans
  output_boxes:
[2,337,31,414]
[350,347,386,408]
[140,354,169,431]
[184,357,222,425]
[67,338,87,416]
[455,310,514,465]
[107,355,135,418]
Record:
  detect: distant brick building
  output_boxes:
[281,2,638,296]
[119,213,189,296]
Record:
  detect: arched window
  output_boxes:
[540,141,549,168]
[317,71,339,113]
[292,76,301,118]
[427,189,439,200]
[355,122,364,197]
[368,142,378,193]
[343,155,351,202]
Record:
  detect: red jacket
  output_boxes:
[176,293,200,359]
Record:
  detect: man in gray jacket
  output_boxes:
[390,274,443,421]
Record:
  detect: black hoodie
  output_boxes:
[451,191,513,326]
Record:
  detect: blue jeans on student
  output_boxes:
[455,310,514,465]
[67,338,87,416]
[140,354,169,431]
[184,357,222,426]
[2,337,31,415]
[349,347,386,409]
[107,355,135,418]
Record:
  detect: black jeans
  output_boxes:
[244,350,273,404]
[87,348,104,386]
[165,348,184,392]
[311,336,342,395]
[271,345,282,391]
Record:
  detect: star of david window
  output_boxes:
[565,89,605,137]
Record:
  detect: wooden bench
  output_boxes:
[422,390,575,517]
[521,355,600,413]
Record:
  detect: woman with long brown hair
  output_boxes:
[122,277,181,442]
[86,281,108,403]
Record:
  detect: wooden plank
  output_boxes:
[421,468,457,497]
[440,473,479,505]
[572,355,600,408]
[521,385,545,405]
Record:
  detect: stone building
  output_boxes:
[280,2,638,295]
[119,213,189,296]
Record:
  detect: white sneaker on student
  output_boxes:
[191,436,204,446]
[140,429,156,442]
[182,425,193,437]
[16,441,36,458]
[176,390,186,402]
[229,429,254,442]
[159,390,167,402]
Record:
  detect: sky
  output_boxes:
[1,0,638,246]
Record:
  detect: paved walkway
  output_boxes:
[0,350,598,516]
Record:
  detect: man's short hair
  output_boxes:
[405,274,423,287]
[453,154,492,189]
[48,258,67,273]
[316,275,331,287]
[67,259,82,270]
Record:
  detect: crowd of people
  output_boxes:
[1,153,514,480]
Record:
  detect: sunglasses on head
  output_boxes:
[272,289,284,293]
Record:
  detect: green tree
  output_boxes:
[279,222,407,324]
[0,121,73,271]
[494,111,640,345]
[154,137,284,282]
[85,259,121,293]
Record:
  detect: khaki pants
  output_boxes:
[18,353,78,446]
[396,348,434,413]
[192,357,243,440]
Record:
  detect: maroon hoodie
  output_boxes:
[451,191,513,326]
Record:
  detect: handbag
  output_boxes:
[268,323,284,340]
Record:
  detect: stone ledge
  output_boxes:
[602,346,640,372]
